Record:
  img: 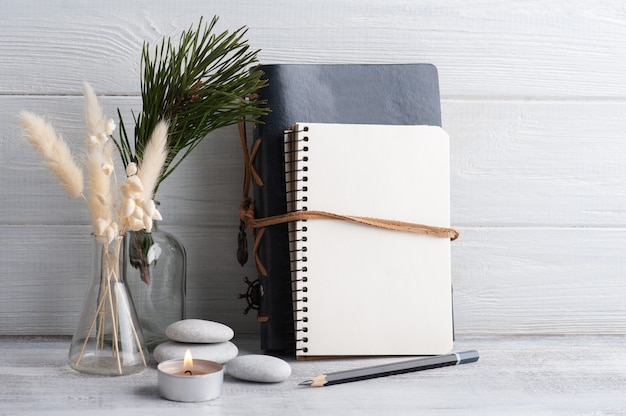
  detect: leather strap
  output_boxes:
[237,121,459,276]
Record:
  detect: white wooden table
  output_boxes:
[2,335,625,415]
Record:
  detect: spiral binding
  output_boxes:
[284,125,310,353]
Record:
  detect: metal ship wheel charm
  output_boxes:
[237,276,263,316]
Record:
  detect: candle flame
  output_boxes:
[183,348,193,372]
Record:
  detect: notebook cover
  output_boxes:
[251,64,442,351]
[285,122,453,358]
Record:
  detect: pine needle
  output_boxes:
[114,16,268,195]
[19,111,84,199]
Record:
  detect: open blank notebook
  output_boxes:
[284,122,454,358]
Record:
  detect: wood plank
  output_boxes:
[1,335,625,414]
[2,0,626,97]
[0,225,259,336]
[2,225,625,336]
[445,99,626,226]
[6,96,626,228]
[3,96,246,226]
[452,227,626,335]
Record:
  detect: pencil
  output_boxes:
[299,350,479,387]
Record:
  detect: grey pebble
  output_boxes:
[165,319,234,343]
[226,354,292,383]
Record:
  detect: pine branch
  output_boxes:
[115,16,268,194]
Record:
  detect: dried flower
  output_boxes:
[85,140,115,240]
[83,82,119,242]
[105,119,116,135]
[115,121,167,233]
[19,111,84,199]
[101,162,114,176]
[126,162,138,176]
[83,81,107,138]
[20,83,168,244]
[86,135,99,146]
[137,120,168,201]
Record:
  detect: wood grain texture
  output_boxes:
[9,97,626,227]
[452,228,626,335]
[4,96,245,226]
[0,225,259,336]
[3,225,624,337]
[2,336,625,415]
[3,0,626,97]
[445,100,626,226]
[1,0,626,337]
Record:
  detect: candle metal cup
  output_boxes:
[157,359,223,402]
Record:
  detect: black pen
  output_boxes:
[299,350,479,387]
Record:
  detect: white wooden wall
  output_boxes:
[1,0,625,337]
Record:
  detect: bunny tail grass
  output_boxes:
[86,140,115,236]
[83,81,107,136]
[19,111,84,198]
[137,120,168,200]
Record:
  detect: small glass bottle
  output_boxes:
[124,214,187,351]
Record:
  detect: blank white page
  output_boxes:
[285,123,453,358]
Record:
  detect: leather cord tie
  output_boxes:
[237,121,459,276]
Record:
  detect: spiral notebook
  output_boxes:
[284,122,454,358]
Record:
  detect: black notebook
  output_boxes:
[249,64,443,351]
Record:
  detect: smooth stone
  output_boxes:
[153,341,239,364]
[165,319,234,343]
[226,354,292,383]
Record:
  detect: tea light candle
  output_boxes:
[157,349,223,402]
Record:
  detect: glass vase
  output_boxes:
[68,235,148,376]
[124,219,187,351]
